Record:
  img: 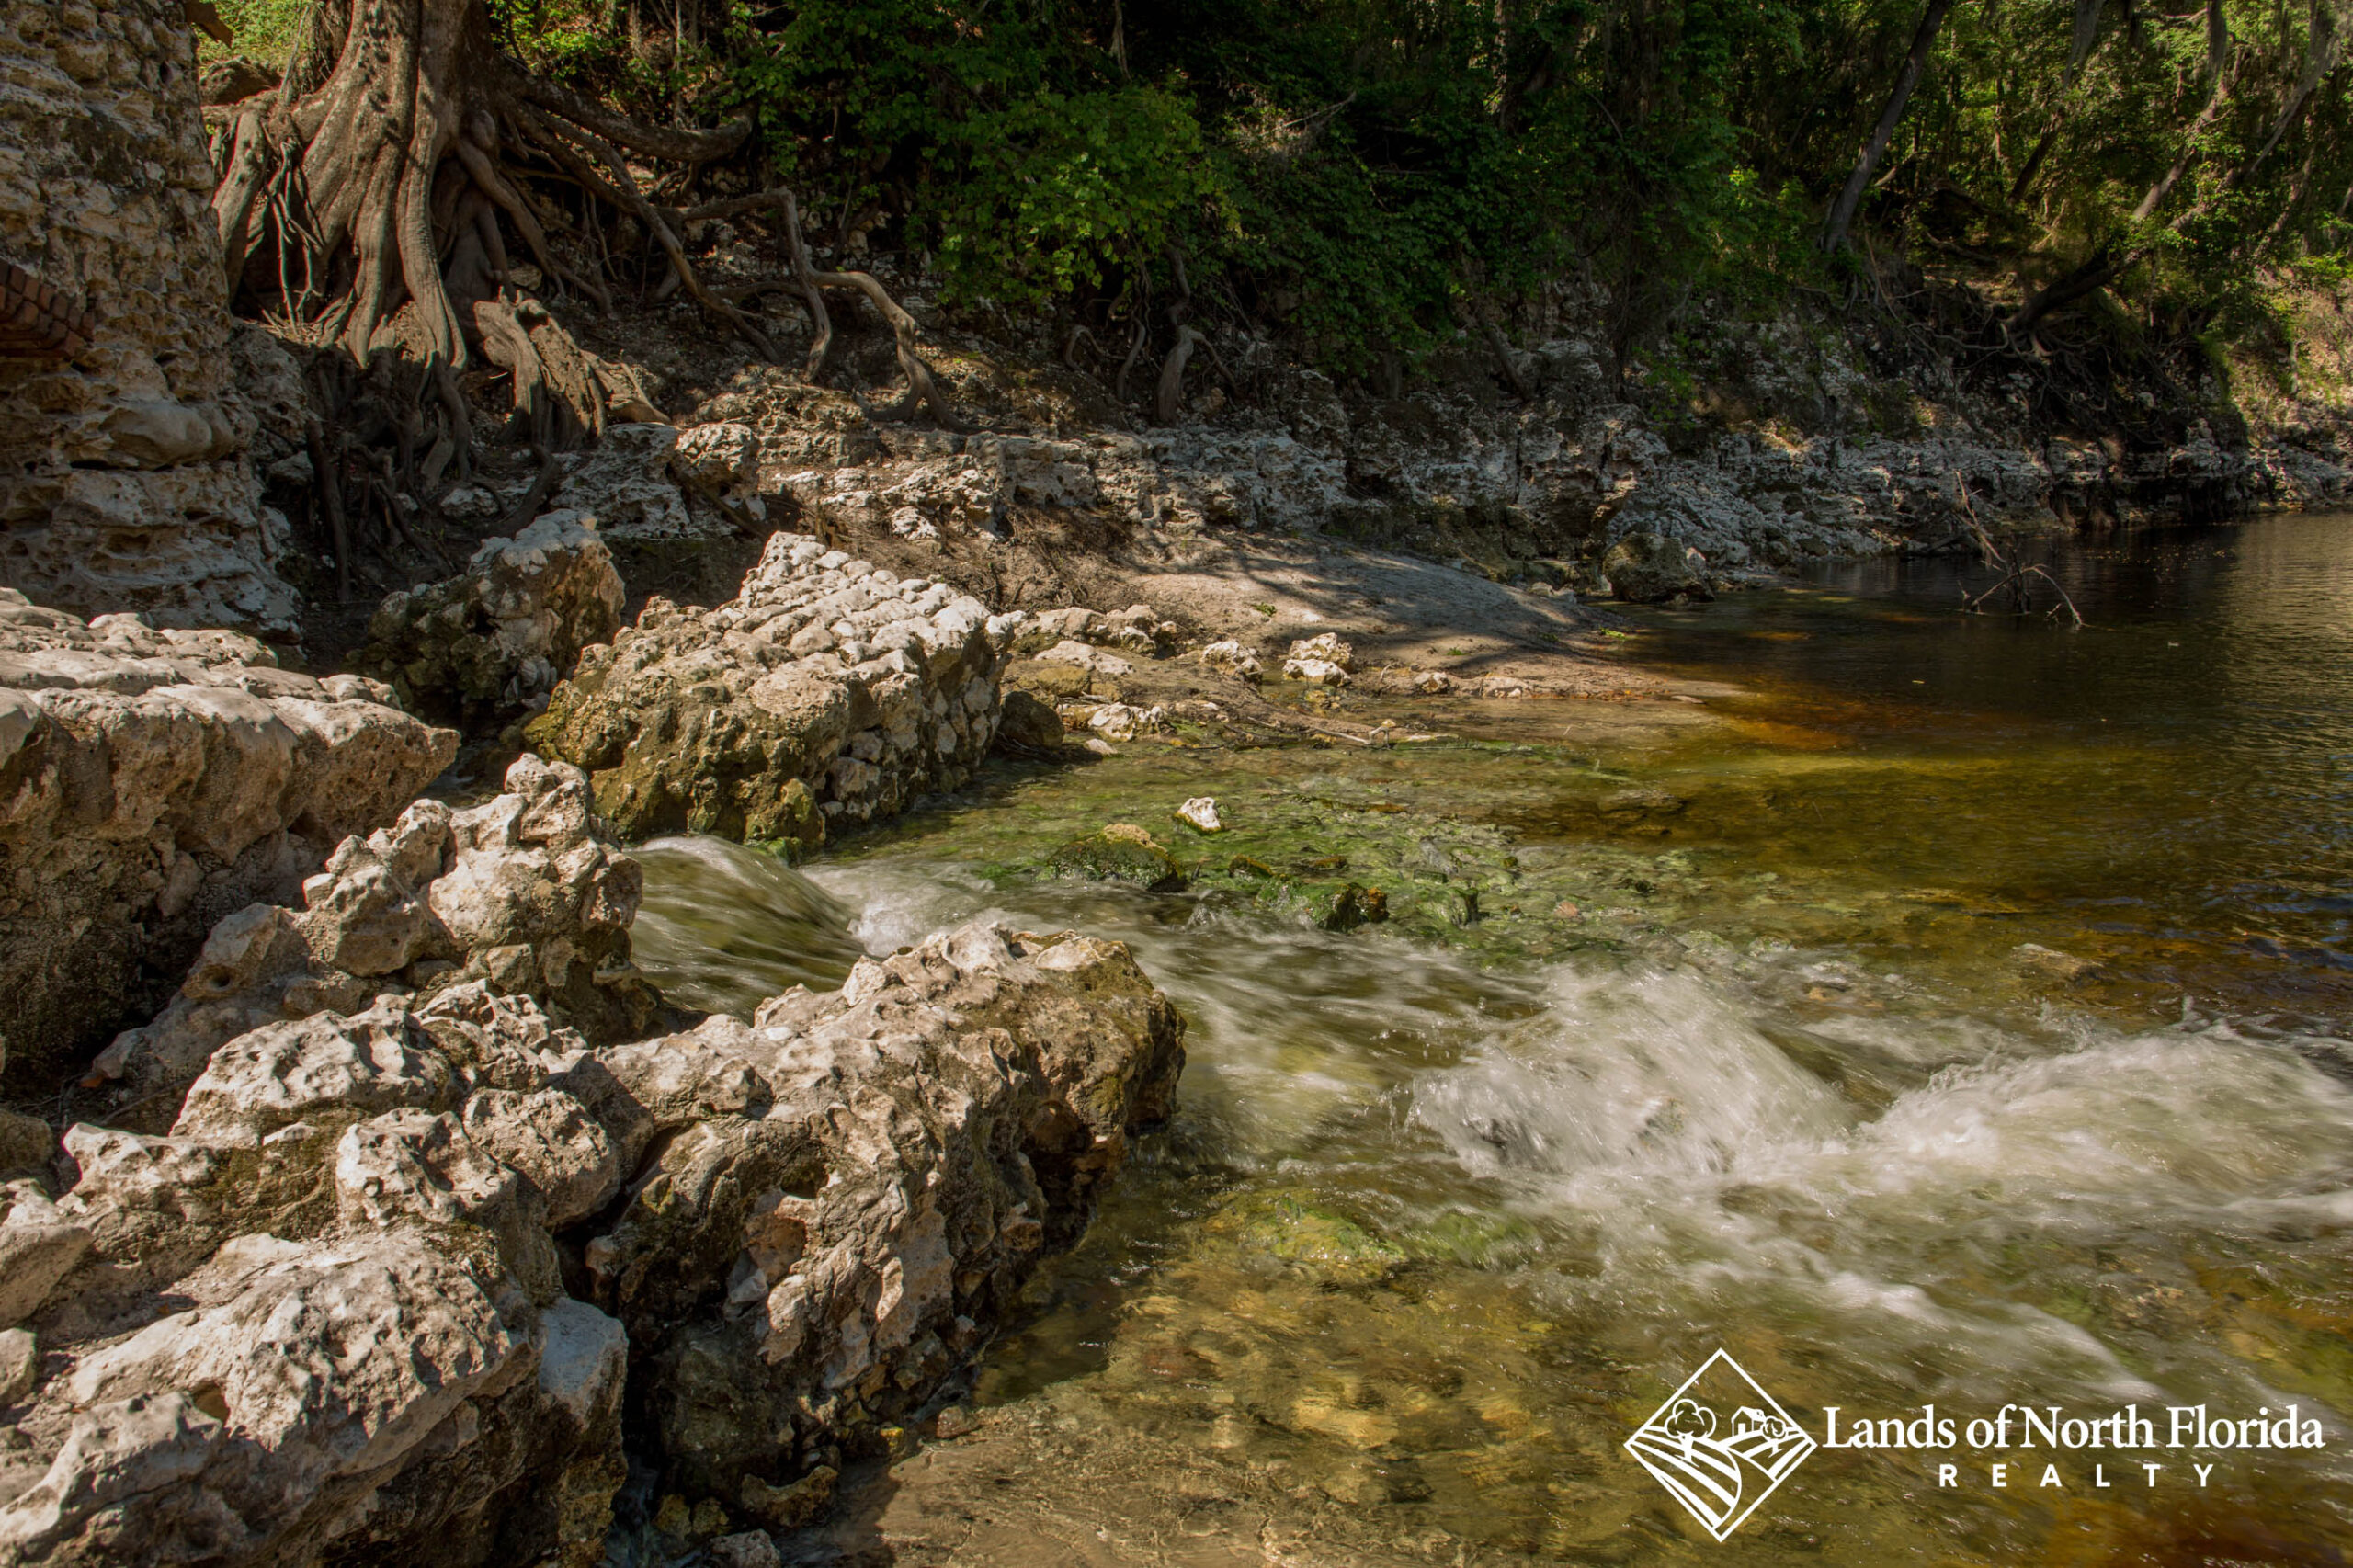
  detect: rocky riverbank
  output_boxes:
[0,752,1184,1567]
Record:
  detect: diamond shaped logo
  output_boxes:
[1624,1349,1816,1540]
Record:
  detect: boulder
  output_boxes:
[527,538,1005,847]
[357,512,625,731]
[993,689,1064,752]
[1601,532,1714,603]
[0,592,456,1084]
[1197,640,1263,681]
[589,922,1184,1497]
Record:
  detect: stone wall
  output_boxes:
[0,0,297,634]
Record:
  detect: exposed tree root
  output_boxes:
[777,190,967,430]
[1154,326,1201,426]
[209,0,973,588]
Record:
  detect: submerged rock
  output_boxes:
[0,591,457,1084]
[528,537,1002,848]
[1048,827,1189,892]
[1176,797,1223,834]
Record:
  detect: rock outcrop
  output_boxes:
[528,537,1005,848]
[0,0,297,633]
[0,592,455,1084]
[92,754,659,1101]
[356,513,625,732]
[0,913,1181,1567]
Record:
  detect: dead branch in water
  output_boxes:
[1951,470,2085,628]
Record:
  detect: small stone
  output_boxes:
[2013,942,2101,982]
[654,1494,694,1538]
[739,1465,836,1528]
[0,1111,53,1175]
[1552,901,1581,919]
[934,1404,976,1439]
[0,1328,37,1402]
[708,1531,782,1568]
[691,1499,732,1538]
[1175,798,1223,834]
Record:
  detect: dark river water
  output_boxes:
[1610,513,2353,1023]
[635,513,2353,1566]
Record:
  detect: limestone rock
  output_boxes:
[0,1215,91,1329]
[0,595,456,1084]
[528,537,1004,846]
[589,922,1184,1496]
[0,0,299,635]
[1601,532,1713,604]
[1,915,1178,1566]
[4,1232,531,1565]
[1175,798,1223,834]
[170,1002,457,1148]
[993,689,1064,752]
[0,1111,54,1176]
[462,1089,621,1226]
[1286,632,1357,672]
[95,755,654,1097]
[1086,701,1167,743]
[554,423,698,540]
[0,1327,35,1402]
[1198,640,1264,680]
[709,1530,784,1568]
[672,423,762,497]
[358,512,626,731]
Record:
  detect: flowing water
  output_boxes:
[635,513,2353,1565]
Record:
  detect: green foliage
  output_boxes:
[935,88,1210,306]
[540,0,2353,373]
[208,0,311,64]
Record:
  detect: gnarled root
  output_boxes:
[779,190,968,431]
[212,0,756,376]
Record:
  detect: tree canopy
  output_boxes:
[219,0,2353,376]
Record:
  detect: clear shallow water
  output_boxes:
[635,515,2353,1564]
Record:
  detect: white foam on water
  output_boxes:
[1411,958,2353,1408]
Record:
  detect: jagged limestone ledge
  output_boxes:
[528,536,1005,848]
[0,590,456,1083]
[91,754,660,1103]
[0,896,1180,1565]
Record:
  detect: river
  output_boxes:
[634,513,2353,1564]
